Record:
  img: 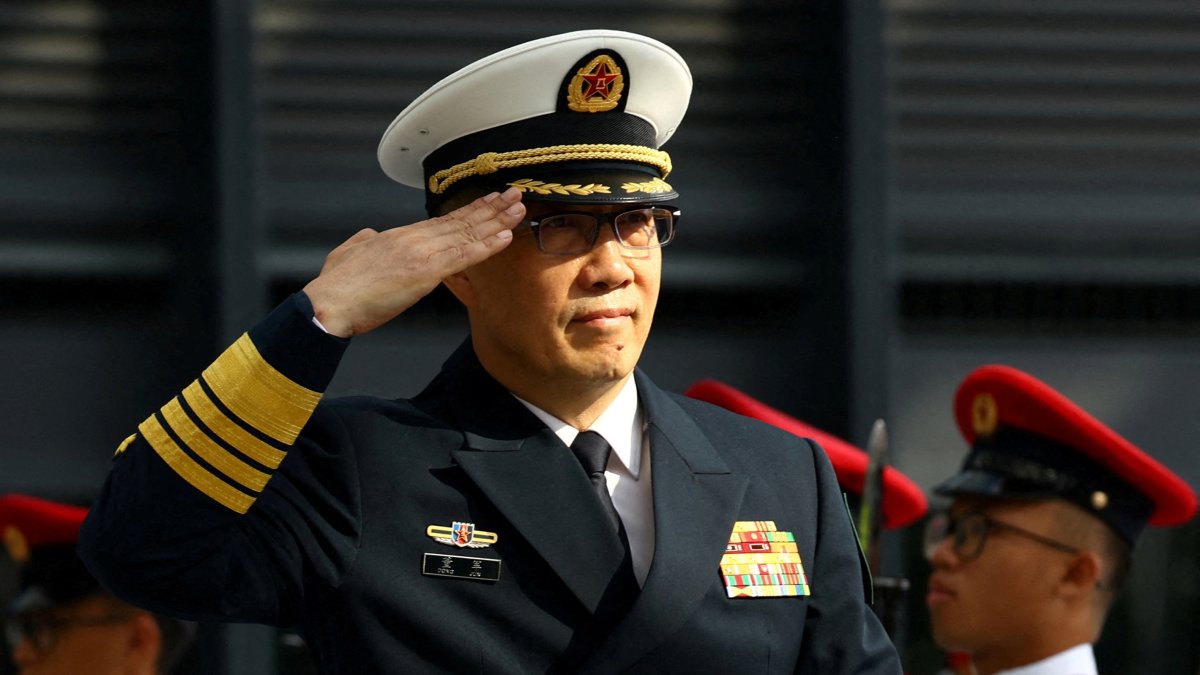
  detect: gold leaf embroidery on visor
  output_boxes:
[621,178,674,194]
[505,179,612,196]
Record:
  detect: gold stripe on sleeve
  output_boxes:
[182,381,287,470]
[161,398,271,493]
[201,333,321,445]
[139,415,254,514]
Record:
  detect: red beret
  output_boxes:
[1,494,97,613]
[1,494,87,562]
[685,379,928,529]
[938,365,1197,544]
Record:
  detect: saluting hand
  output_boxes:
[302,187,525,337]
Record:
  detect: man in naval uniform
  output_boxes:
[924,365,1197,675]
[78,30,900,674]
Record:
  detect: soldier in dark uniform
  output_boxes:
[1,494,194,675]
[924,365,1197,675]
[77,30,901,673]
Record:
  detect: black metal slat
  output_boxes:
[0,2,188,261]
[885,0,1200,296]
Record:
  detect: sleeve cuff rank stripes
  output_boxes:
[203,333,321,445]
[138,415,257,514]
[132,332,323,514]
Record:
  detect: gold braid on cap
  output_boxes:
[427,144,672,195]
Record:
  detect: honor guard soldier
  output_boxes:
[924,365,1198,675]
[77,30,901,673]
[1,494,194,675]
[685,379,928,640]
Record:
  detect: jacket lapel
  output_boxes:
[436,343,749,664]
[441,341,630,615]
[582,372,749,674]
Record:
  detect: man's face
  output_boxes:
[7,595,148,675]
[925,498,1077,666]
[447,200,663,399]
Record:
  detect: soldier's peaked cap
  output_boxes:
[935,365,1197,545]
[0,494,96,614]
[378,30,692,215]
[686,380,929,529]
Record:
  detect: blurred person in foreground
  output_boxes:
[924,365,1197,675]
[75,30,900,673]
[1,494,194,675]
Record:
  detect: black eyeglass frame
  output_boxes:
[924,510,1081,563]
[522,205,680,256]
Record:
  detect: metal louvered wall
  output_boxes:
[886,0,1200,333]
[0,1,184,281]
[0,1,220,501]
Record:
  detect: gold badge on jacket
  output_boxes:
[426,521,498,548]
[721,521,810,598]
[422,521,502,583]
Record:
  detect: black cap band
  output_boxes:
[935,426,1155,545]
[7,543,101,615]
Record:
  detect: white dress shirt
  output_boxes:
[995,643,1098,675]
[514,376,655,585]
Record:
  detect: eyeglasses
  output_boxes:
[923,510,1081,563]
[523,206,679,255]
[4,611,135,655]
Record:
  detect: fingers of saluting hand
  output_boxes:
[303,188,525,337]
[420,187,525,274]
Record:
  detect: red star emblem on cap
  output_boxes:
[580,62,617,100]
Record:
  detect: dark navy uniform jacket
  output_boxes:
[79,294,900,674]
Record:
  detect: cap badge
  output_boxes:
[972,393,999,437]
[3,525,30,563]
[426,521,499,549]
[568,54,625,113]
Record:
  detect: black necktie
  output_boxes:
[570,430,622,535]
[569,430,639,618]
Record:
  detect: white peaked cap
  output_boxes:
[377,30,693,214]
